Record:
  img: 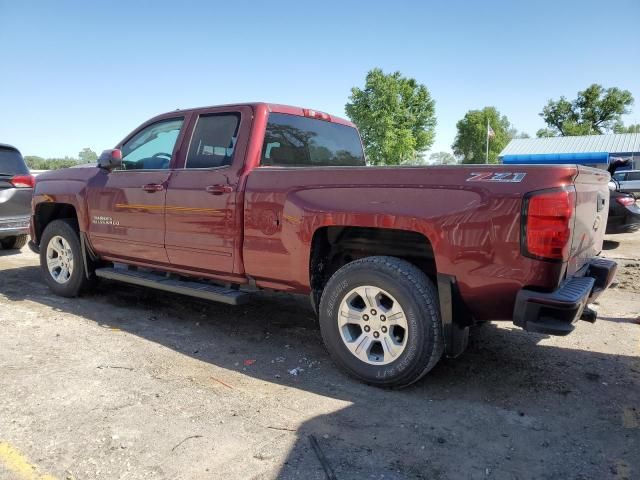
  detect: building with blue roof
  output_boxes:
[499,133,640,169]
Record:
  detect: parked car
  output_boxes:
[606,189,640,234]
[612,169,640,194]
[29,103,617,387]
[0,144,34,250]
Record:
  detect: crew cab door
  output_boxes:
[164,106,252,276]
[86,117,186,264]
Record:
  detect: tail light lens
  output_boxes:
[10,174,35,188]
[522,187,576,261]
[616,196,635,207]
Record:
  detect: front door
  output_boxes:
[165,108,250,275]
[86,117,185,264]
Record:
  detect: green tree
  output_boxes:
[345,68,436,165]
[508,128,530,139]
[78,147,98,163]
[23,155,79,170]
[452,107,511,164]
[538,84,634,137]
[428,151,457,165]
[613,123,640,134]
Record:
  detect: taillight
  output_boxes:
[303,108,331,121]
[522,187,576,261]
[616,196,635,207]
[10,174,35,188]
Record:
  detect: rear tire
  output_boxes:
[40,219,93,297]
[1,234,27,250]
[319,256,444,388]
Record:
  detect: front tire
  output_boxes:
[319,256,444,388]
[40,219,92,297]
[1,234,27,250]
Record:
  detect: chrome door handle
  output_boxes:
[206,185,234,195]
[142,183,164,192]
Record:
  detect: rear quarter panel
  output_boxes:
[243,165,578,321]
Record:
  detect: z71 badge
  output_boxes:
[466,172,526,183]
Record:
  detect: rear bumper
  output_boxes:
[0,215,30,238]
[513,258,617,336]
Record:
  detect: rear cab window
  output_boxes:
[261,113,365,167]
[0,147,29,175]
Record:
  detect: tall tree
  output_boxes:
[78,147,97,163]
[614,123,640,134]
[345,68,436,165]
[429,151,457,165]
[452,107,511,164]
[537,84,634,137]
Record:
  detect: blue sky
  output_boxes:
[1,0,639,159]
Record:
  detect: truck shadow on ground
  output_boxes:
[1,264,639,479]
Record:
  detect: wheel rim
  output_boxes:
[46,235,74,284]
[338,286,408,365]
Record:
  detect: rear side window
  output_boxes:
[0,147,29,175]
[261,113,365,167]
[186,114,240,169]
[628,172,640,181]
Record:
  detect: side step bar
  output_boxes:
[94,267,251,305]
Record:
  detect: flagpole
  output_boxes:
[486,118,489,164]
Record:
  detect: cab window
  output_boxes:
[120,118,184,170]
[261,113,365,167]
[186,114,240,169]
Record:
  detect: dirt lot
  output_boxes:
[1,234,638,480]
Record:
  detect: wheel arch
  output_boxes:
[33,202,79,245]
[309,226,438,308]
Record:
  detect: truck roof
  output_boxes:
[150,102,356,128]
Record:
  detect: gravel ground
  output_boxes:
[0,234,638,480]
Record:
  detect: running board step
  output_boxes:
[94,267,250,305]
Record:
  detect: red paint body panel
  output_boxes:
[31,102,611,323]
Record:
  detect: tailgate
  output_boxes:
[568,166,610,275]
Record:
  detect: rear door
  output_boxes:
[86,117,186,264]
[164,106,252,276]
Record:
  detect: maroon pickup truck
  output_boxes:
[29,103,617,387]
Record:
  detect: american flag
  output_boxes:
[487,124,496,139]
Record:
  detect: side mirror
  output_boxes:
[98,149,122,170]
[608,180,618,192]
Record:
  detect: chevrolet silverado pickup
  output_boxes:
[29,103,617,387]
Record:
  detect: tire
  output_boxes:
[319,256,444,388]
[40,219,92,297]
[0,234,27,250]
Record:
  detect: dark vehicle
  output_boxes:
[606,190,640,234]
[29,103,617,387]
[0,144,34,250]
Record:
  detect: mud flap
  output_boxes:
[437,273,471,358]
